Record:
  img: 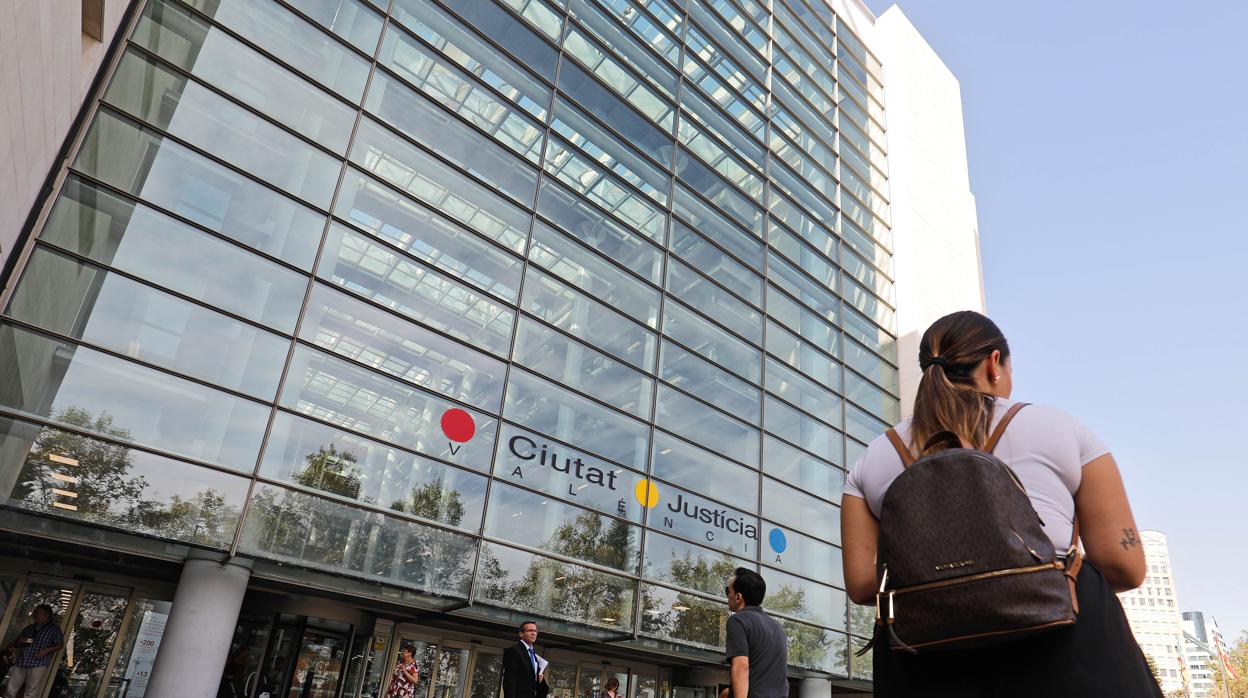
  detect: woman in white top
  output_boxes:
[841,311,1159,697]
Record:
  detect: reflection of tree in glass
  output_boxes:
[765,586,838,672]
[11,407,238,545]
[472,513,635,628]
[292,444,362,499]
[640,551,736,648]
[13,407,144,511]
[248,478,475,598]
[542,511,633,571]
[69,592,128,698]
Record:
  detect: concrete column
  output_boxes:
[145,550,253,698]
[797,677,832,698]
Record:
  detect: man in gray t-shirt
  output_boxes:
[723,568,788,698]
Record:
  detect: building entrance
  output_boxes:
[221,613,354,698]
[0,572,172,698]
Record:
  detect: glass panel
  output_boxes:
[0,416,248,547]
[427,645,469,698]
[556,60,674,158]
[654,386,758,468]
[364,72,540,205]
[763,522,844,588]
[668,220,761,307]
[778,619,846,674]
[512,316,653,420]
[639,583,727,650]
[645,478,758,557]
[503,368,650,471]
[768,256,839,327]
[240,483,477,595]
[843,336,899,393]
[528,222,660,328]
[386,0,550,120]
[376,27,545,164]
[765,320,840,388]
[474,542,635,631]
[642,530,753,596]
[845,372,899,424]
[73,110,325,270]
[650,431,758,511]
[520,270,657,373]
[762,477,838,544]
[550,96,670,205]
[131,0,355,153]
[762,568,845,629]
[657,342,759,426]
[109,598,172,698]
[567,0,678,98]
[468,651,504,698]
[677,109,764,203]
[674,148,763,236]
[350,118,531,253]
[316,223,515,357]
[300,282,507,412]
[845,403,888,445]
[764,395,840,457]
[765,358,842,428]
[484,481,641,573]
[542,137,668,245]
[767,286,841,364]
[63,589,130,698]
[279,345,499,469]
[672,185,763,270]
[762,435,843,503]
[0,323,269,471]
[5,248,289,400]
[494,423,648,524]
[259,410,488,530]
[335,169,523,301]
[285,626,349,698]
[104,50,341,208]
[665,258,761,343]
[180,0,371,101]
[562,28,675,132]
[284,0,383,53]
[537,179,663,285]
[394,0,558,80]
[37,180,306,335]
[662,301,760,383]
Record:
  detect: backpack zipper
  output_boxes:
[892,561,1063,596]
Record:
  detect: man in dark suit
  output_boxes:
[502,621,548,698]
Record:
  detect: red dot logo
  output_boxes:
[440,408,476,443]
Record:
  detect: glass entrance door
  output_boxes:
[0,575,155,698]
[285,626,349,698]
[388,636,480,698]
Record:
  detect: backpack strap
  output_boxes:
[984,402,1030,453]
[1065,516,1083,614]
[885,428,916,468]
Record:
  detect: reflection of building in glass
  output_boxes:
[0,0,981,695]
[1117,531,1189,695]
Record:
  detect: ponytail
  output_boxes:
[910,311,1010,453]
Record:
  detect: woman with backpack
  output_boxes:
[841,311,1161,696]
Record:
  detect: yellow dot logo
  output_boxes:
[634,479,660,508]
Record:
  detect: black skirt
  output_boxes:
[871,560,1164,697]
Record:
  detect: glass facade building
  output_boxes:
[0,0,900,694]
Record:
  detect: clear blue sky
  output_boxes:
[863,0,1248,640]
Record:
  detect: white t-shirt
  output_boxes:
[844,398,1110,552]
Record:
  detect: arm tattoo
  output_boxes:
[1120,528,1139,550]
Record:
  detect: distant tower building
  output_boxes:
[1117,531,1188,694]
[1182,611,1218,697]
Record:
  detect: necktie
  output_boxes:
[528,647,537,676]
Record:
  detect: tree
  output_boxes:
[293,443,362,499]
[1212,631,1248,698]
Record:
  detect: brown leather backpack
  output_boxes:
[864,403,1082,654]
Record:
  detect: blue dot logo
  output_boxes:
[768,528,787,554]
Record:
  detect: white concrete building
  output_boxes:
[1118,531,1189,694]
[866,6,987,414]
[0,0,130,269]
